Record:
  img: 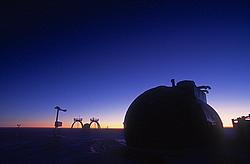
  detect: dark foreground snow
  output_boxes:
[0,128,249,164]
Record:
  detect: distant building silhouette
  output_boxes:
[232,114,250,144]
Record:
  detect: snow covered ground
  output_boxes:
[0,128,249,163]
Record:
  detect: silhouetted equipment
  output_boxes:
[83,123,90,128]
[232,114,250,144]
[71,117,84,128]
[171,79,176,87]
[17,124,21,128]
[70,117,101,129]
[90,117,101,129]
[54,106,67,128]
[124,80,223,150]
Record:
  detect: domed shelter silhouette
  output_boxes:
[124,80,223,150]
[83,123,90,129]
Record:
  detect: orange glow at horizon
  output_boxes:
[211,102,250,128]
[3,104,250,128]
[0,121,124,129]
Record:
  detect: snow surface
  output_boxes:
[0,128,249,163]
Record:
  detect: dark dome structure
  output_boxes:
[124,80,223,150]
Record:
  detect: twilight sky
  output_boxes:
[0,0,249,128]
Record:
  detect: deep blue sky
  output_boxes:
[0,0,249,127]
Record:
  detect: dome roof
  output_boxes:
[124,80,223,150]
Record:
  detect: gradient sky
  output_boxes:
[0,0,249,128]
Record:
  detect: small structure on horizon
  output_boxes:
[83,123,90,128]
[54,106,67,128]
[232,114,250,144]
[232,114,250,128]
[71,117,84,128]
[89,117,101,129]
[17,124,21,128]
